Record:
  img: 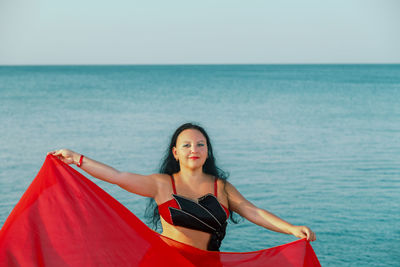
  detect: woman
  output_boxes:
[48,123,316,252]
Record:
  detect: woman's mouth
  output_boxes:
[189,156,200,160]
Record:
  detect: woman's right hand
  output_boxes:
[47,149,80,165]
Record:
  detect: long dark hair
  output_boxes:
[145,122,240,230]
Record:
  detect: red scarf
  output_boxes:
[0,155,320,266]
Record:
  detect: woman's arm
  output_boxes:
[48,149,160,198]
[225,181,316,241]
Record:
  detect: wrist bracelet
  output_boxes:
[77,155,84,167]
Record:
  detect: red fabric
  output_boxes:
[214,178,218,197]
[0,155,321,267]
[170,175,177,194]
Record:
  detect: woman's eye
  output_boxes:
[198,143,205,147]
[183,144,190,148]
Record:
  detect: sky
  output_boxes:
[0,0,399,65]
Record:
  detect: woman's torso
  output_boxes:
[155,174,229,250]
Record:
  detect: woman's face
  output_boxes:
[173,129,208,170]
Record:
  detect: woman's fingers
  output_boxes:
[294,226,316,242]
[47,149,67,159]
[47,149,78,166]
[47,150,57,155]
[53,150,63,156]
[304,227,311,241]
[304,227,316,242]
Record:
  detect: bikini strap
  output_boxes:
[170,175,177,194]
[214,177,218,197]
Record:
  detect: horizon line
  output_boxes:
[1,62,399,67]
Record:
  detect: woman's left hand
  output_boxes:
[290,225,316,242]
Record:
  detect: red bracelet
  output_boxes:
[77,155,84,167]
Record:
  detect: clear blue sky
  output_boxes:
[1,0,399,65]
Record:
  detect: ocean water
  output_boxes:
[0,64,399,266]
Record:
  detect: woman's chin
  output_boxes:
[182,162,204,171]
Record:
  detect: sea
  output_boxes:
[0,64,399,266]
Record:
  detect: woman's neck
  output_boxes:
[176,167,206,184]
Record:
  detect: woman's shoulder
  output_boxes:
[148,173,175,191]
[221,180,239,195]
[150,173,175,203]
[216,177,232,187]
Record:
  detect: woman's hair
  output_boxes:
[145,122,240,230]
